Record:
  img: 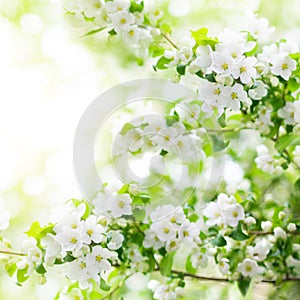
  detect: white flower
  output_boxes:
[107,231,124,250]
[105,0,130,14]
[287,223,297,232]
[255,146,275,173]
[247,239,270,261]
[194,45,212,69]
[110,194,132,218]
[222,203,245,227]
[165,238,180,253]
[223,84,249,111]
[149,204,185,224]
[254,105,274,134]
[82,215,105,244]
[218,258,230,275]
[278,102,297,125]
[149,281,177,300]
[41,234,62,265]
[211,50,234,76]
[238,258,260,277]
[0,211,10,230]
[150,220,177,242]
[143,229,164,250]
[81,0,105,18]
[248,16,274,43]
[261,220,272,232]
[274,227,287,240]
[86,246,111,272]
[17,238,42,274]
[94,9,110,27]
[191,251,208,269]
[121,25,142,44]
[67,256,99,289]
[249,81,268,100]
[178,221,200,242]
[164,50,180,67]
[111,11,135,33]
[279,40,299,55]
[232,56,257,84]
[153,127,178,152]
[55,228,84,252]
[271,55,296,81]
[203,202,222,227]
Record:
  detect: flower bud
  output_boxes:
[287,223,297,232]
[261,220,272,232]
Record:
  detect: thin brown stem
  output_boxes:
[161,33,179,50]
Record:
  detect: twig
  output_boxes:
[0,250,26,256]
[100,273,133,300]
[161,33,179,50]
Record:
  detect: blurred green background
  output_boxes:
[0,0,299,299]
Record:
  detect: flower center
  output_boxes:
[240,66,247,73]
[222,63,228,70]
[231,92,238,100]
[120,18,127,24]
[281,63,288,70]
[87,229,94,236]
[118,201,125,208]
[232,211,238,217]
[164,227,170,234]
[70,237,77,244]
[96,255,102,262]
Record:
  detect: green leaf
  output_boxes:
[159,253,174,277]
[230,222,249,241]
[132,193,151,204]
[295,178,300,191]
[132,208,146,222]
[160,23,172,34]
[129,0,144,13]
[121,123,135,135]
[290,52,300,60]
[185,255,197,274]
[63,254,76,262]
[245,42,258,57]
[80,27,106,38]
[211,135,228,152]
[176,64,186,76]
[287,78,299,92]
[118,184,129,194]
[275,134,300,152]
[218,112,226,128]
[160,149,168,156]
[190,28,218,47]
[155,56,172,70]
[108,28,117,36]
[211,234,227,247]
[237,278,251,296]
[17,267,29,284]
[35,263,46,275]
[100,278,111,291]
[5,262,17,277]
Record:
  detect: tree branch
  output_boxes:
[0,249,26,256]
[161,33,179,50]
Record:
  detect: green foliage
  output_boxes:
[159,253,174,277]
[237,277,251,296]
[230,223,249,241]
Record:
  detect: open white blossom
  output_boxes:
[238,258,262,277]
